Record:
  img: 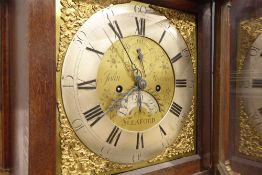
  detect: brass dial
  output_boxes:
[97,36,175,131]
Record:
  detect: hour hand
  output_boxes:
[137,48,146,76]
[106,17,141,78]
[137,48,143,61]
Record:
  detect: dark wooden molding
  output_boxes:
[27,0,56,174]
[120,155,202,175]
[144,156,201,175]
[192,170,210,175]
[197,2,212,172]
[140,0,198,13]
[0,0,11,170]
[213,0,231,168]
[231,156,262,175]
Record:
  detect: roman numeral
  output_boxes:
[249,46,260,56]
[77,79,96,90]
[258,107,262,116]
[83,105,104,127]
[113,21,123,38]
[74,31,87,44]
[171,49,190,63]
[170,102,182,117]
[135,17,145,36]
[158,30,166,44]
[176,79,187,87]
[132,153,142,162]
[136,132,144,149]
[71,119,84,132]
[171,52,182,63]
[134,5,147,13]
[108,21,123,39]
[106,126,122,146]
[62,75,74,88]
[86,46,104,55]
[76,35,83,44]
[252,79,262,88]
[159,125,167,136]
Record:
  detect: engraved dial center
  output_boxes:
[96,35,175,131]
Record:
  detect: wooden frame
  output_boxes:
[213,1,232,174]
[0,0,11,171]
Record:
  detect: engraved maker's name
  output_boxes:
[123,118,156,126]
[104,71,120,85]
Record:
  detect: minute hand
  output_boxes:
[107,20,139,76]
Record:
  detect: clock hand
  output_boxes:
[107,17,142,77]
[133,89,160,114]
[135,75,148,112]
[102,29,137,77]
[137,89,142,112]
[137,48,146,77]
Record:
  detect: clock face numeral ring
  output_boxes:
[61,3,195,163]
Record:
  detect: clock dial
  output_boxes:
[239,33,262,136]
[61,4,194,163]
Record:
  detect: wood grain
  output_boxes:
[27,0,56,175]
[140,0,198,13]
[8,0,29,174]
[144,157,201,175]
[0,0,11,170]
[197,2,212,171]
[213,0,231,168]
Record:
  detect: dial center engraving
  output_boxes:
[96,36,175,131]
